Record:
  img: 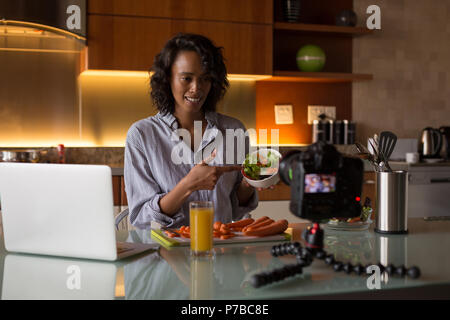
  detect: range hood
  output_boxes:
[0,0,86,43]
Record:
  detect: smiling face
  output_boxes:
[170,50,212,116]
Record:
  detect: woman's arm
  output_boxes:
[159,161,241,216]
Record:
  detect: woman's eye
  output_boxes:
[181,77,191,81]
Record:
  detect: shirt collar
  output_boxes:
[157,110,219,130]
[157,112,179,130]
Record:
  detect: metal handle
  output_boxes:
[430,178,450,183]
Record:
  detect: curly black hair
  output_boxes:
[150,33,229,115]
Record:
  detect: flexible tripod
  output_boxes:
[251,223,421,288]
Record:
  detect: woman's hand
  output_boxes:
[159,150,239,216]
[183,149,241,192]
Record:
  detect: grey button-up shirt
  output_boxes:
[124,111,258,229]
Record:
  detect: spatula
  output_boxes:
[379,131,397,161]
[379,131,397,172]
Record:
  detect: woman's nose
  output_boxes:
[189,80,201,93]
[189,78,207,93]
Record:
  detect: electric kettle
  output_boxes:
[419,127,442,158]
[439,126,450,160]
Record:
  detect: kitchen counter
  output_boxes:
[1,217,450,300]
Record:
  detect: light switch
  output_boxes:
[274,104,293,125]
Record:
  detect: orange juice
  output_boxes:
[190,202,214,256]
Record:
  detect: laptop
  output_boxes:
[2,254,118,300]
[0,163,156,261]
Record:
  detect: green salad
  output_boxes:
[243,150,280,180]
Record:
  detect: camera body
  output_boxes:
[279,142,363,221]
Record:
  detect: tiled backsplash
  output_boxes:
[353,0,450,144]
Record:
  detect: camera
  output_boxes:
[279,141,363,221]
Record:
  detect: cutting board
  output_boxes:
[151,229,290,247]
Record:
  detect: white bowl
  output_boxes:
[242,149,282,189]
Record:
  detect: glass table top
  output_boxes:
[1,218,450,299]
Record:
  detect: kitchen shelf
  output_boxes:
[260,71,373,83]
[274,22,373,37]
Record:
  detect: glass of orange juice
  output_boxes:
[189,201,214,257]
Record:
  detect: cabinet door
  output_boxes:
[87,15,272,75]
[88,0,273,24]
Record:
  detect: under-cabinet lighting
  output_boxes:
[0,20,86,41]
[81,70,150,78]
[81,70,271,81]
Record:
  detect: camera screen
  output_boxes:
[304,173,336,193]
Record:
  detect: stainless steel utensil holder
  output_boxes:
[375,171,409,234]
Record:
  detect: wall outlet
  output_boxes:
[307,105,336,124]
[274,104,294,124]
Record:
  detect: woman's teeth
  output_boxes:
[185,97,201,103]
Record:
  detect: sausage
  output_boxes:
[213,221,223,231]
[246,219,274,231]
[242,216,270,232]
[225,218,254,229]
[243,219,289,237]
[220,224,231,235]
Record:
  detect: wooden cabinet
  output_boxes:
[87,15,272,74]
[87,0,273,74]
[88,0,273,24]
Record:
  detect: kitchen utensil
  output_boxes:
[379,131,397,161]
[375,170,409,234]
[378,131,397,172]
[372,134,380,159]
[368,138,381,172]
[420,127,442,158]
[355,142,378,171]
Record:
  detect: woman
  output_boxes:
[124,33,258,229]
